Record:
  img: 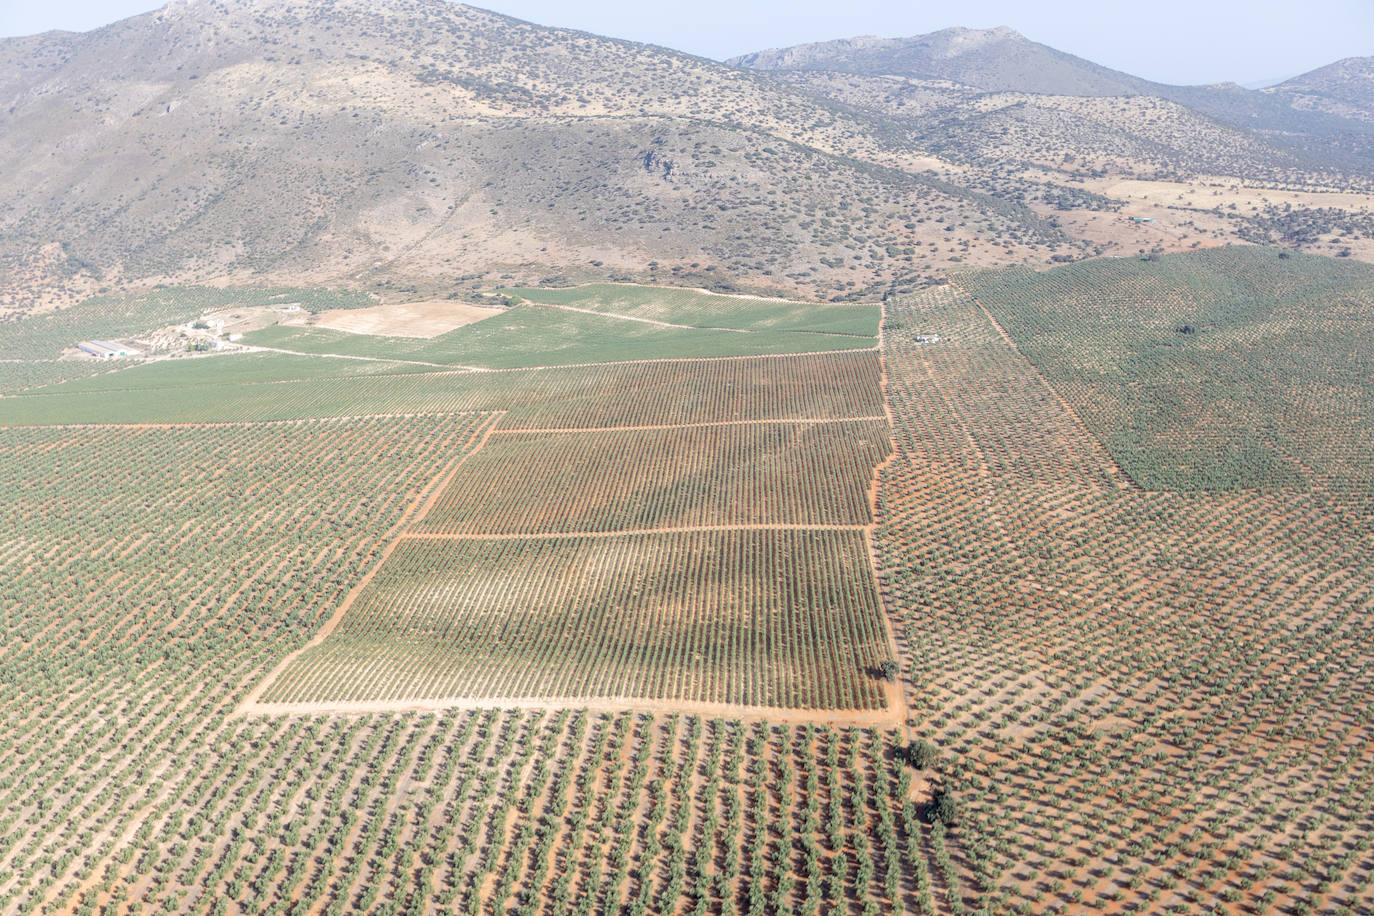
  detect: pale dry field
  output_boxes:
[295,300,504,338]
[1031,203,1234,256]
[1091,178,1374,213]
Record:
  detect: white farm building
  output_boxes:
[77,340,141,359]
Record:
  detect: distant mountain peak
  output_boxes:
[727,26,1148,98]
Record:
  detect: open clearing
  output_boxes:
[292,299,504,338]
[1091,177,1374,214]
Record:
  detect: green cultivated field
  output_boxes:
[0,350,882,426]
[267,529,890,709]
[414,419,890,534]
[965,247,1374,493]
[506,283,882,336]
[42,351,436,394]
[244,299,875,368]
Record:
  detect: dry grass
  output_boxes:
[297,300,503,338]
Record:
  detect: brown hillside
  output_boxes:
[0,0,1074,315]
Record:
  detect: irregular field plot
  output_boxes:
[266,529,890,710]
[414,418,890,534]
[508,283,882,336]
[0,349,883,427]
[302,300,502,338]
[245,302,874,367]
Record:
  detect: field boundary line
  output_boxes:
[523,300,876,339]
[400,524,872,541]
[0,410,497,432]
[868,298,912,738]
[524,300,751,332]
[956,280,1142,492]
[226,346,880,377]
[238,694,904,727]
[485,345,879,372]
[231,411,505,716]
[245,343,487,371]
[493,415,890,434]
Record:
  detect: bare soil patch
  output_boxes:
[295,300,503,338]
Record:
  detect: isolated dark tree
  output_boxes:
[905,739,938,769]
[879,659,900,681]
[930,787,960,826]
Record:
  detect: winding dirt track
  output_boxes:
[524,300,750,332]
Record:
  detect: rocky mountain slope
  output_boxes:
[728,27,1155,98]
[1274,57,1374,123]
[0,0,1075,315]
[2,3,1368,317]
[732,28,1374,174]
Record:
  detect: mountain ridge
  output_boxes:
[728,27,1374,159]
[0,0,1077,315]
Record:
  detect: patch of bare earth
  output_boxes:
[294,300,503,338]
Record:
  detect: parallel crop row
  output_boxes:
[73,710,914,914]
[415,418,889,534]
[965,247,1374,496]
[0,349,884,428]
[0,413,493,913]
[268,529,891,710]
[873,283,1374,916]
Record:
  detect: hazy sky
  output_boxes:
[2,0,1370,87]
